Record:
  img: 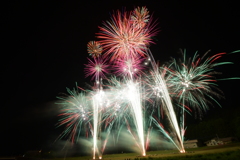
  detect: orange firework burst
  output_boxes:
[131,6,150,29]
[87,41,103,58]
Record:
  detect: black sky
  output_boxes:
[2,0,240,156]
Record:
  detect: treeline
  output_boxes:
[184,106,240,141]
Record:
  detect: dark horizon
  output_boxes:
[2,0,240,156]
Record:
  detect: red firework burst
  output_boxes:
[97,7,158,62]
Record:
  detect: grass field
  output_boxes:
[49,142,240,160]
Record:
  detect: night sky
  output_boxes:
[2,0,240,156]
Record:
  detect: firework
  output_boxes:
[126,80,146,156]
[164,50,232,114]
[104,76,146,155]
[97,9,158,61]
[160,50,236,145]
[131,6,150,29]
[113,56,146,78]
[145,66,185,152]
[56,5,240,158]
[87,41,103,58]
[84,56,109,82]
[56,87,92,143]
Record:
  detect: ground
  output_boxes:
[41,142,240,160]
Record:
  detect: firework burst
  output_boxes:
[131,6,150,29]
[113,56,146,78]
[161,49,236,145]
[56,87,91,143]
[84,56,109,82]
[87,41,103,58]
[97,9,158,61]
[165,50,232,113]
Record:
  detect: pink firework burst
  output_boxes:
[87,41,103,58]
[97,7,158,62]
[113,56,146,78]
[84,56,109,81]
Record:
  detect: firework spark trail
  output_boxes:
[91,89,108,159]
[92,94,99,159]
[152,68,184,152]
[118,55,146,156]
[151,117,180,150]
[144,48,185,152]
[103,76,146,155]
[101,121,114,154]
[145,127,152,150]
[92,91,100,159]
[126,80,146,156]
